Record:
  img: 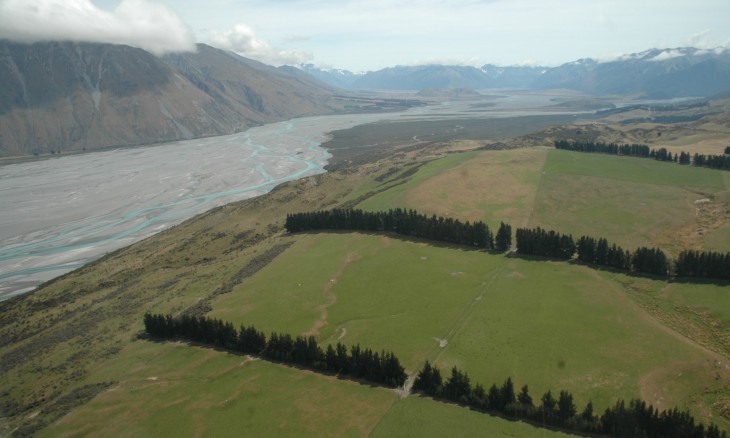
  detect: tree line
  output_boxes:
[413,361,726,438]
[554,139,651,157]
[286,208,498,250]
[554,140,730,171]
[676,250,730,280]
[516,228,661,275]
[515,227,576,260]
[576,235,671,276]
[286,208,728,281]
[513,227,729,278]
[577,236,632,271]
[577,234,730,278]
[143,313,407,388]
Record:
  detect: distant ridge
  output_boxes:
[295,47,730,97]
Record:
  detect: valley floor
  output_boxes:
[2,114,730,436]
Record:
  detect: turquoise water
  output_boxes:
[0,113,393,299]
[0,91,586,299]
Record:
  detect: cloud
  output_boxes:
[648,49,684,62]
[682,30,712,49]
[0,0,195,55]
[207,24,312,66]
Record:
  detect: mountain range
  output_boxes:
[0,41,336,158]
[297,47,730,97]
[1,42,729,159]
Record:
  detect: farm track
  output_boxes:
[428,263,506,366]
[365,261,506,436]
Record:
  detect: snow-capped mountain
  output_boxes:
[534,47,730,97]
[293,47,730,98]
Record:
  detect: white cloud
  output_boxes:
[682,30,712,49]
[648,49,684,62]
[406,56,483,67]
[207,24,312,66]
[0,0,195,55]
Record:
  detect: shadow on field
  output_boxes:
[137,333,388,391]
[413,393,593,438]
[505,253,730,285]
[301,229,506,255]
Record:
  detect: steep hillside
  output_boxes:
[0,41,337,158]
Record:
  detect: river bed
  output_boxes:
[0,91,592,300]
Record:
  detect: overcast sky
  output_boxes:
[1,0,728,71]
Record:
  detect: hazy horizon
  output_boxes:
[0,0,728,72]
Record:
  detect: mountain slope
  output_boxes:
[534,48,730,97]
[351,64,493,90]
[294,63,363,89]
[298,47,730,98]
[0,41,336,158]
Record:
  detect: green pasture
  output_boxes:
[663,281,730,329]
[210,232,503,371]
[355,147,548,227]
[544,149,725,190]
[529,173,699,253]
[8,141,730,436]
[47,341,397,438]
[434,258,712,412]
[704,226,730,252]
[352,147,729,254]
[370,396,571,438]
[529,149,729,253]
[354,151,479,213]
[210,232,728,424]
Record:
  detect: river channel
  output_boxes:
[0,92,589,299]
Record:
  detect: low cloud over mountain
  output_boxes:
[0,0,195,55]
[208,24,312,67]
[0,41,335,157]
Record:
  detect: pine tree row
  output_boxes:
[413,361,726,438]
[286,208,497,250]
[577,236,632,270]
[577,236,670,276]
[287,209,727,281]
[554,140,730,171]
[515,227,576,259]
[676,250,730,280]
[143,313,407,388]
[554,139,651,157]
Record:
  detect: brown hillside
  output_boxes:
[0,41,337,157]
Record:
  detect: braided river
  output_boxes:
[0,92,589,299]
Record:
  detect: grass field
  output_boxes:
[370,396,570,438]
[355,148,547,228]
[530,150,729,254]
[354,147,729,254]
[47,339,573,438]
[210,233,503,370]
[46,341,397,438]
[47,232,730,435]
[208,232,730,429]
[4,135,730,436]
